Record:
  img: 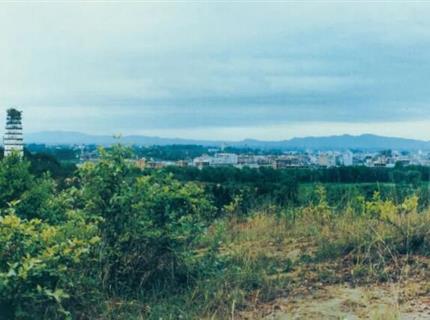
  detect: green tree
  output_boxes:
[0,154,60,222]
[0,154,33,210]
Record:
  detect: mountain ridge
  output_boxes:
[24,131,430,151]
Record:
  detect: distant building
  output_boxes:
[134,159,146,170]
[176,160,189,167]
[370,155,395,168]
[212,153,238,166]
[145,160,165,169]
[4,108,24,157]
[273,156,302,169]
[341,150,354,166]
[255,155,273,167]
[318,152,336,167]
[192,153,238,168]
[193,155,212,169]
[238,154,256,166]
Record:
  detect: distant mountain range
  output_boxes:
[24,131,430,151]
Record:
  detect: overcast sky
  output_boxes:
[1,2,430,140]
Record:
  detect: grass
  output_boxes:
[96,193,430,319]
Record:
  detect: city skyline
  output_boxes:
[2,2,430,140]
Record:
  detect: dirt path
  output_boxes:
[252,283,430,319]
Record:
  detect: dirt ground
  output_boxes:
[259,282,430,320]
[231,219,430,320]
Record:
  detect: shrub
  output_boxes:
[295,189,430,277]
[0,210,100,319]
[78,145,215,295]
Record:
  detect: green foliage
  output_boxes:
[0,210,100,319]
[16,175,58,221]
[0,155,61,223]
[133,144,212,161]
[26,152,77,179]
[78,145,215,294]
[164,165,299,214]
[300,184,332,223]
[0,155,33,209]
[26,144,80,163]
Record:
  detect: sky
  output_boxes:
[1,1,430,141]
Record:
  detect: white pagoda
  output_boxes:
[4,108,23,157]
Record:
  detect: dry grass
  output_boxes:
[103,196,430,319]
[215,198,430,319]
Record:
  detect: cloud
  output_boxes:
[1,2,430,138]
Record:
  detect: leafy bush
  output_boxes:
[0,210,100,319]
[78,145,215,294]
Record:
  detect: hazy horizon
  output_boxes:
[21,129,430,144]
[2,2,430,140]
